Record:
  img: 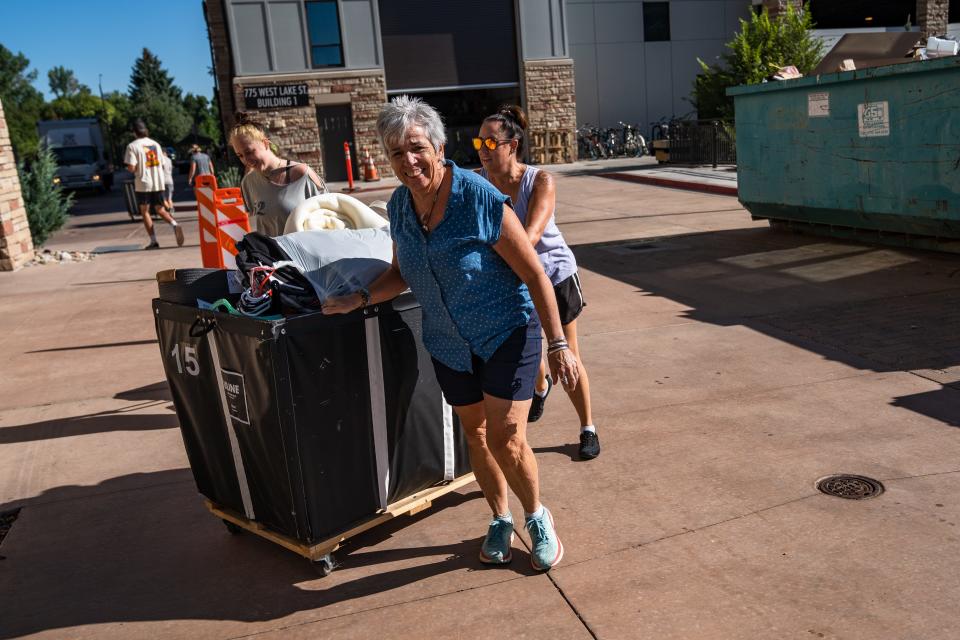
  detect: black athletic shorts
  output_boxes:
[431,321,542,406]
[136,190,166,208]
[554,271,586,325]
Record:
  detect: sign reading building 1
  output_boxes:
[243,84,310,109]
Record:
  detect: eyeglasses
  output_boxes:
[472,137,514,151]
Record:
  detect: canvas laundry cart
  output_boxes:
[153,292,473,575]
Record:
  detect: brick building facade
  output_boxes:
[204,0,578,178]
[0,98,34,271]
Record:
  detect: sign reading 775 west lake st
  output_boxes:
[243,84,310,109]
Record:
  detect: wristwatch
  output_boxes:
[357,286,371,308]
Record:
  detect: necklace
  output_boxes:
[416,167,445,233]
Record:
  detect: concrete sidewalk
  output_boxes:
[1,168,959,639]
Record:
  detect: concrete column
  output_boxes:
[0,98,34,271]
[917,0,950,38]
[522,59,577,164]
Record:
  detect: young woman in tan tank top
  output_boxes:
[229,112,326,236]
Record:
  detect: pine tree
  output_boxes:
[18,146,74,246]
[128,48,181,103]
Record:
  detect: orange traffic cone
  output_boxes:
[363,151,380,182]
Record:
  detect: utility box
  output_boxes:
[729,56,960,252]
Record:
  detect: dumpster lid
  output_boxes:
[726,54,960,97]
[811,32,922,76]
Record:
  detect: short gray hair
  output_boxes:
[376,95,447,152]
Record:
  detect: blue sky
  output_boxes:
[0,0,215,100]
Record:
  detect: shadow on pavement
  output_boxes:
[573,226,960,424]
[891,387,960,428]
[26,339,158,353]
[0,468,514,639]
[0,407,176,445]
[0,382,174,445]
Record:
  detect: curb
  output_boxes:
[600,172,739,197]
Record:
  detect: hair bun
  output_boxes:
[498,105,528,131]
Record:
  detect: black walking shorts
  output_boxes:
[431,321,543,406]
[554,271,586,325]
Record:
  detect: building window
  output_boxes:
[807,1,917,29]
[643,2,671,42]
[305,0,344,68]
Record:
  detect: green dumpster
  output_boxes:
[729,56,960,252]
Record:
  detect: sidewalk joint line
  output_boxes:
[556,492,820,572]
[882,468,960,482]
[512,526,601,640]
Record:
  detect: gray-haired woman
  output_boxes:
[322,96,577,571]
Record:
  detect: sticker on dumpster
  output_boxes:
[808,92,830,117]
[221,370,250,425]
[858,101,890,137]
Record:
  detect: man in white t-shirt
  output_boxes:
[124,120,184,249]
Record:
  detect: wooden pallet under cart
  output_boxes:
[206,472,476,576]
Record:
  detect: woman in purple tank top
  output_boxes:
[475,106,600,461]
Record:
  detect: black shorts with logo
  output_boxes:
[554,271,586,325]
[136,190,166,208]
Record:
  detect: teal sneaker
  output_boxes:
[479,515,515,564]
[525,506,564,571]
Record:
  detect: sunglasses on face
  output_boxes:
[472,137,514,151]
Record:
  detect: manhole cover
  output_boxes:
[816,475,884,500]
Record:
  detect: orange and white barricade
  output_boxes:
[195,175,251,270]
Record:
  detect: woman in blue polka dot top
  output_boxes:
[322,96,577,571]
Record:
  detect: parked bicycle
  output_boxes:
[577,124,608,160]
[576,122,647,160]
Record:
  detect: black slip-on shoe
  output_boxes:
[528,375,552,423]
[579,431,601,460]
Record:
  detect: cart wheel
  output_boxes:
[312,553,336,577]
[222,519,243,535]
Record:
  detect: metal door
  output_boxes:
[316,103,355,183]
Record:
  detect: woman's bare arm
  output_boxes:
[522,170,556,246]
[493,205,579,389]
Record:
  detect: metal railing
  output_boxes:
[668,119,736,167]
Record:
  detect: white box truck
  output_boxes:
[36,118,113,192]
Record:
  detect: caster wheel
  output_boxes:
[222,519,243,535]
[312,553,336,577]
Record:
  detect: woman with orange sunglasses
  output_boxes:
[474,106,600,461]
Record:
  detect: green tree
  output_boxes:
[128,48,181,102]
[0,44,45,158]
[102,90,132,163]
[47,66,84,99]
[129,86,191,146]
[182,92,222,145]
[691,5,825,120]
[41,88,113,121]
[18,146,74,246]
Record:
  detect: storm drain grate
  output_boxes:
[816,475,884,500]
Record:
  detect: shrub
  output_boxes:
[216,165,243,188]
[17,146,74,247]
[691,5,825,120]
